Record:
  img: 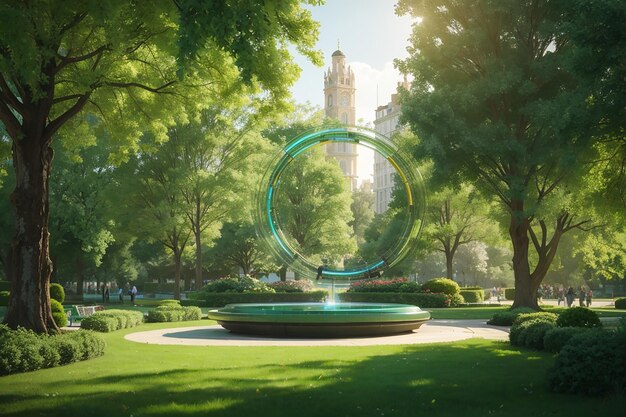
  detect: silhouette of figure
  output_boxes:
[316,265,324,281]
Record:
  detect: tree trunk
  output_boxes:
[279,265,287,282]
[194,221,203,290]
[509,204,539,310]
[4,140,59,333]
[445,248,454,280]
[173,249,182,300]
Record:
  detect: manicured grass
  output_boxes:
[1,320,624,416]
[427,306,626,320]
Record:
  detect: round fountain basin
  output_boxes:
[207,302,431,338]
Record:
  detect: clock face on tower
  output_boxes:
[341,95,348,107]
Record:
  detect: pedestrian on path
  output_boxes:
[566,287,575,307]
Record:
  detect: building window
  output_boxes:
[339,160,347,174]
[328,95,333,107]
[341,113,348,124]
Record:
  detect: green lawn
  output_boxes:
[1,320,624,416]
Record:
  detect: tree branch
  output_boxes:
[44,93,91,141]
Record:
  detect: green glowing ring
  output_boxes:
[256,126,425,279]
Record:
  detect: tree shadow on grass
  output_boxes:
[1,339,624,417]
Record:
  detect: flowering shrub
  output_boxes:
[202,275,275,294]
[348,278,421,293]
[269,280,314,293]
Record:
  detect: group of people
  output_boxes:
[101,284,137,304]
[556,286,593,307]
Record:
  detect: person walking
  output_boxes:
[586,289,593,307]
[566,286,575,307]
[578,287,586,307]
[118,287,124,304]
[131,285,137,305]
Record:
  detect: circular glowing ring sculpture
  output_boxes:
[256,126,425,279]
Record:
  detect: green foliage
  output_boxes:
[156,299,181,307]
[201,276,275,294]
[543,327,589,353]
[510,318,556,348]
[615,298,626,309]
[421,278,460,296]
[269,280,315,293]
[49,283,65,303]
[556,307,601,328]
[347,278,420,293]
[0,290,9,306]
[185,291,327,307]
[548,329,626,396]
[487,307,536,326]
[146,305,202,322]
[339,292,452,308]
[504,288,515,301]
[513,312,559,326]
[459,289,484,303]
[50,299,68,328]
[0,324,105,376]
[142,283,179,294]
[80,310,144,332]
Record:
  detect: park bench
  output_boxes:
[65,305,103,326]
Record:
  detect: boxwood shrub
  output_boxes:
[459,289,484,303]
[513,312,558,326]
[510,318,555,347]
[556,307,601,328]
[49,283,65,303]
[615,297,626,309]
[186,291,328,307]
[548,329,626,396]
[520,320,556,350]
[80,309,144,332]
[146,305,203,322]
[543,327,589,353]
[487,307,536,326]
[50,298,68,328]
[0,325,105,376]
[421,278,460,296]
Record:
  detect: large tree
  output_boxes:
[397,0,609,309]
[0,0,321,332]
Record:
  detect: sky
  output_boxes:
[289,0,418,184]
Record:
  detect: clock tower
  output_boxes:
[324,49,357,191]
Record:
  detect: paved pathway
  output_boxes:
[124,319,509,347]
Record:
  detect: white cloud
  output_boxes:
[350,61,405,125]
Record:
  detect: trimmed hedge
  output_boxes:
[543,327,589,353]
[615,297,626,309]
[49,283,65,303]
[504,288,515,300]
[185,291,327,307]
[142,282,178,294]
[513,312,558,326]
[80,309,144,332]
[556,307,601,328]
[339,291,453,308]
[347,278,420,293]
[487,307,536,326]
[0,325,105,376]
[421,278,460,296]
[459,289,484,303]
[548,329,626,396]
[269,280,315,293]
[146,305,202,322]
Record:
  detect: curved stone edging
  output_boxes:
[123,320,509,347]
